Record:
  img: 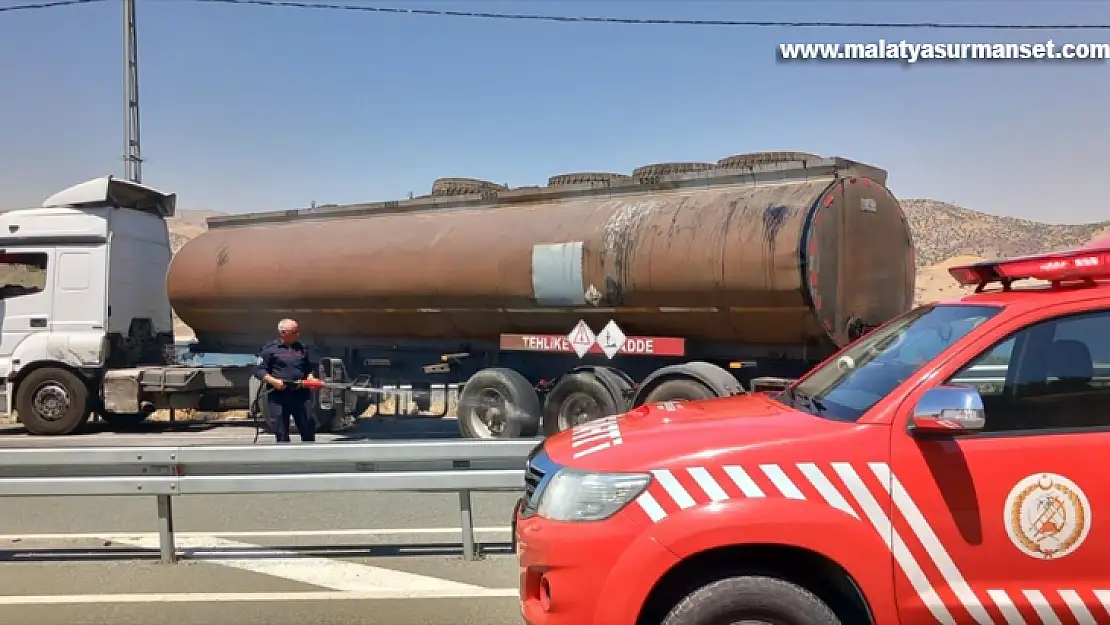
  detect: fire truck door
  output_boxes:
[888,303,1110,624]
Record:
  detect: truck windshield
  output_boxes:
[782,304,1002,422]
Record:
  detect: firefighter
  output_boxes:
[254,318,318,443]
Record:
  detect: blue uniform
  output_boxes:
[254,339,316,443]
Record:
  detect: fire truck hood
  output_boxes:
[542,393,852,471]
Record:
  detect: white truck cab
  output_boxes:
[0,176,180,434]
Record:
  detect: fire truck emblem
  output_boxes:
[1003,472,1091,560]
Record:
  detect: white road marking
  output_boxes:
[0,590,518,605]
[112,534,501,595]
[0,526,512,542]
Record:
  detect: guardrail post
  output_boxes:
[156,494,177,564]
[458,489,478,561]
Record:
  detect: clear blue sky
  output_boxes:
[1,0,1107,222]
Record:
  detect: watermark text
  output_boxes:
[779,39,1109,64]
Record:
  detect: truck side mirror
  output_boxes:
[908,385,986,438]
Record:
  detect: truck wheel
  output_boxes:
[16,368,91,436]
[641,378,716,405]
[662,575,841,625]
[458,368,540,439]
[542,372,620,436]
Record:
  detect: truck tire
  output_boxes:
[16,368,91,436]
[541,372,621,436]
[662,575,841,625]
[641,378,716,405]
[458,368,541,439]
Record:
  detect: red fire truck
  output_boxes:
[515,243,1110,625]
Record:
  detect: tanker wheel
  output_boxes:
[541,372,621,436]
[640,378,717,405]
[458,368,541,439]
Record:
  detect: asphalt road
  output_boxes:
[0,418,527,624]
[0,413,477,446]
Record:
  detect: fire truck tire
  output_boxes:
[458,368,541,439]
[541,372,621,436]
[15,367,92,436]
[640,378,717,405]
[662,575,841,625]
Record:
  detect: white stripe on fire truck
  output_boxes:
[1022,590,1063,625]
[635,492,667,523]
[650,469,696,509]
[985,589,1026,625]
[759,464,806,500]
[869,463,992,625]
[831,462,956,625]
[634,462,953,622]
[723,465,765,497]
[795,462,859,519]
[686,467,729,503]
[1094,591,1110,619]
[1058,589,1097,625]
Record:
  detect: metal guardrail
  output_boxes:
[0,439,537,563]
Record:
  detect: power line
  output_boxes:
[0,0,106,13]
[157,0,1110,30]
[4,0,1110,30]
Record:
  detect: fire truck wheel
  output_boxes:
[541,372,621,436]
[662,575,841,625]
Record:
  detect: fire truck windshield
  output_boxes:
[783,304,1002,422]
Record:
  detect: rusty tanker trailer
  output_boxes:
[168,153,916,438]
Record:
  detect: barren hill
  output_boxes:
[903,199,1110,304]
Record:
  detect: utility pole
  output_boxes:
[122,0,142,183]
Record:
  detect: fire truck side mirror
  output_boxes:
[908,385,986,438]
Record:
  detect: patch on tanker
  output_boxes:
[1004,472,1091,560]
[570,414,623,460]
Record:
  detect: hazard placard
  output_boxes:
[566,320,596,358]
[596,319,626,359]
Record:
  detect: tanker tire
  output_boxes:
[541,372,621,437]
[458,368,540,439]
[662,575,841,625]
[716,151,821,169]
[632,162,715,180]
[546,172,630,187]
[431,178,507,197]
[641,378,717,405]
[16,368,91,436]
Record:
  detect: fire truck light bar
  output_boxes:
[948,245,1110,289]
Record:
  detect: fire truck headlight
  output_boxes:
[535,469,652,522]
